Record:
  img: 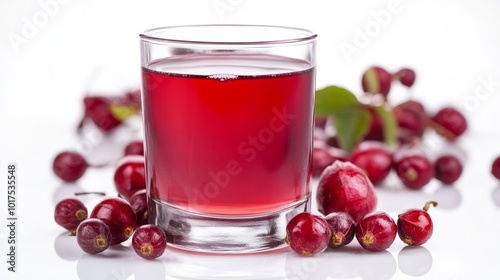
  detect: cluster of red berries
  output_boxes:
[52,89,168,260]
[53,142,167,260]
[287,161,437,256]
[54,197,166,260]
[314,66,467,189]
[77,90,141,133]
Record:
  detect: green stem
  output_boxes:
[423,201,438,212]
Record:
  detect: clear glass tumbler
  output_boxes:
[140,25,316,253]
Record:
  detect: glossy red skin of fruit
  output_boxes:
[316,161,377,223]
[397,100,426,116]
[362,66,392,97]
[90,197,137,246]
[434,155,463,185]
[129,189,148,227]
[432,107,467,138]
[53,151,88,182]
[324,212,356,248]
[395,153,434,190]
[124,140,144,156]
[124,89,142,110]
[76,218,111,254]
[350,141,393,185]
[356,211,397,252]
[132,225,167,260]
[398,208,433,246]
[114,156,146,201]
[364,107,384,142]
[54,198,88,231]
[285,212,331,256]
[492,156,500,180]
[394,68,416,87]
[313,142,348,177]
[394,106,425,140]
[83,96,122,132]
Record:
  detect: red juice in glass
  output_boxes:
[142,54,314,215]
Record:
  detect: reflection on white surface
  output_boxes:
[52,184,85,205]
[164,248,286,279]
[54,233,83,261]
[491,185,500,208]
[432,186,462,210]
[397,246,433,277]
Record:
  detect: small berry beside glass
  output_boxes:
[132,225,167,260]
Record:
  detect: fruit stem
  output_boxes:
[423,201,438,212]
[75,191,106,196]
[424,119,457,142]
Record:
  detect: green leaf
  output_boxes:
[315,86,372,152]
[374,105,397,147]
[332,108,371,152]
[315,86,358,116]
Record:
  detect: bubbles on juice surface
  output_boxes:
[208,74,238,82]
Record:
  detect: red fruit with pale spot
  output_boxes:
[324,212,356,248]
[356,211,397,252]
[90,197,136,246]
[350,141,393,185]
[285,212,331,256]
[398,201,437,246]
[76,218,111,254]
[316,161,377,223]
[54,198,88,231]
[394,152,434,190]
[132,225,167,260]
[81,96,123,132]
[432,107,467,138]
[362,66,392,97]
[114,156,146,201]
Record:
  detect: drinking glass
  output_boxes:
[140,25,316,253]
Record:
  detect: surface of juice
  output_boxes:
[142,54,314,215]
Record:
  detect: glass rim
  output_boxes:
[139,24,317,46]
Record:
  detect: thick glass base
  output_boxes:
[148,197,311,253]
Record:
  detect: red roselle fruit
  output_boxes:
[313,142,348,177]
[362,66,392,97]
[393,68,416,87]
[53,151,89,182]
[316,161,377,223]
[90,197,137,246]
[431,107,467,139]
[398,201,437,246]
[78,95,139,133]
[54,198,88,232]
[356,211,397,252]
[285,212,331,256]
[349,141,393,185]
[132,225,167,260]
[364,106,384,142]
[434,155,463,185]
[129,189,148,227]
[114,156,146,201]
[124,140,145,156]
[76,218,111,254]
[394,150,434,190]
[324,212,356,248]
[492,156,500,180]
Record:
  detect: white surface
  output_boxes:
[1,0,500,279]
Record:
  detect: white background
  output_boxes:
[1,0,500,279]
